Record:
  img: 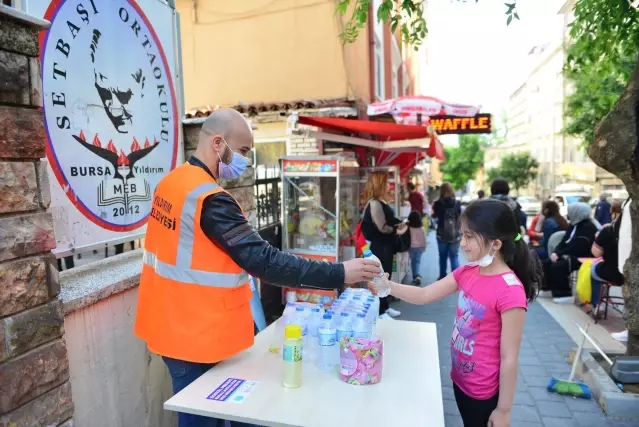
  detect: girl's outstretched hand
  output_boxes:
[367,273,390,295]
[488,408,510,427]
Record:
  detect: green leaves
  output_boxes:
[335,0,428,48]
[336,0,518,47]
[440,135,485,191]
[488,152,539,193]
[564,0,639,147]
[504,2,519,26]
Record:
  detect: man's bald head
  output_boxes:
[195,108,253,178]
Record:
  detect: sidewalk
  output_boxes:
[390,232,636,427]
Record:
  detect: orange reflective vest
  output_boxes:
[134,163,254,363]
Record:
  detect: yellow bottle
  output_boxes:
[282,324,303,388]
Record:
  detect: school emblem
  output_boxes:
[41,0,178,231]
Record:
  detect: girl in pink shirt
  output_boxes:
[374,199,540,427]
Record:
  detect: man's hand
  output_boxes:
[550,253,559,263]
[343,259,381,284]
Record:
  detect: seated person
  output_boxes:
[591,222,624,303]
[537,200,569,259]
[527,213,543,247]
[611,201,622,222]
[543,203,598,303]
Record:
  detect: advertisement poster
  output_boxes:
[28,0,183,255]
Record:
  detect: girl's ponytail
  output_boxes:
[505,237,542,303]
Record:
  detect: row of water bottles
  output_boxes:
[276,288,380,371]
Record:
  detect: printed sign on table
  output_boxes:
[206,378,259,404]
[40,0,179,233]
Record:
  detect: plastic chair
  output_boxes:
[546,231,566,256]
[593,282,625,323]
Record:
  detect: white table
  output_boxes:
[164,319,444,427]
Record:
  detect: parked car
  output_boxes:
[517,196,542,216]
[554,193,591,217]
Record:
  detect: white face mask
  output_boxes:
[467,244,497,267]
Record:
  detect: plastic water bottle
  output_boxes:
[305,307,322,362]
[367,296,380,330]
[362,245,391,298]
[317,314,337,371]
[294,306,308,336]
[336,313,353,341]
[270,303,298,353]
[352,313,371,339]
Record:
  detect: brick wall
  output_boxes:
[0,9,74,427]
[288,134,320,155]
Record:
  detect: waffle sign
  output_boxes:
[429,114,492,135]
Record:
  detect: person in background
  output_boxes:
[361,171,406,318]
[537,200,570,260]
[527,213,543,247]
[612,198,631,342]
[372,199,540,427]
[591,212,624,295]
[134,109,381,427]
[611,201,622,222]
[407,182,426,217]
[408,211,427,285]
[544,202,598,303]
[477,189,485,199]
[595,193,612,225]
[490,178,526,233]
[433,182,462,280]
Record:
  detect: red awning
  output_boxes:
[298,116,430,141]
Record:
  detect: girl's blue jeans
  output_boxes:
[410,247,425,279]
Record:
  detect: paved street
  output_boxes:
[391,232,638,427]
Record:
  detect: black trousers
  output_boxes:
[454,383,499,427]
[543,258,579,297]
[370,241,394,315]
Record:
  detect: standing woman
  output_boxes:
[432,182,462,279]
[361,171,406,318]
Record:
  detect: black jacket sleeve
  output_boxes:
[199,192,344,290]
[555,222,596,259]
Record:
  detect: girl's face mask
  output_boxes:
[466,242,497,267]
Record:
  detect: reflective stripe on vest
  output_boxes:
[144,182,248,288]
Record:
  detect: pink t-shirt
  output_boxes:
[450,265,528,399]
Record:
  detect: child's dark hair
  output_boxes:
[461,199,541,302]
[408,211,423,228]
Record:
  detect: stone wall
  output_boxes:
[0,9,74,427]
[183,119,256,223]
[289,134,320,155]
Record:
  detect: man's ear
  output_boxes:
[211,136,224,152]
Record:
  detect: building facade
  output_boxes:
[176,0,423,164]
[492,0,623,197]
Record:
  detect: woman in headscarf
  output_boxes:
[543,202,598,303]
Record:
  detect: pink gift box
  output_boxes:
[339,337,383,385]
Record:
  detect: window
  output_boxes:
[2,0,23,7]
[374,37,384,100]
